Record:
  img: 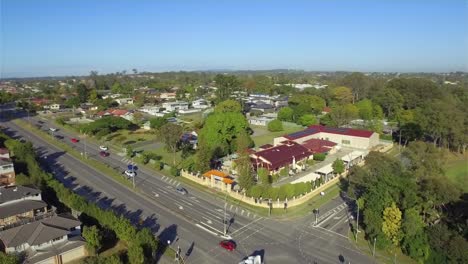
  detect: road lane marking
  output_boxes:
[196,223,219,236]
[230,216,264,236]
[152,191,159,197]
[241,209,244,215]
[180,200,193,206]
[247,212,250,218]
[176,182,180,187]
[229,204,233,210]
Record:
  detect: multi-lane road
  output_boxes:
[0,106,376,264]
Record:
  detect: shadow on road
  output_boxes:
[155,224,178,263]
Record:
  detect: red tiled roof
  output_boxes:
[259,144,273,150]
[251,141,311,171]
[285,125,374,139]
[301,138,336,154]
[322,106,331,113]
[0,148,9,154]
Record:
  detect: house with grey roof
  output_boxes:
[0,186,48,230]
[0,215,86,264]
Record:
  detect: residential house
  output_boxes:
[102,93,122,100]
[250,103,275,114]
[248,116,275,126]
[45,104,64,110]
[274,125,379,150]
[30,98,50,107]
[97,109,133,121]
[115,97,134,106]
[192,99,210,109]
[160,93,176,100]
[0,159,15,186]
[250,141,311,174]
[0,186,47,229]
[0,215,86,264]
[0,148,10,159]
[162,101,189,112]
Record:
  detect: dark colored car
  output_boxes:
[71,138,79,143]
[219,240,236,251]
[175,187,188,195]
[99,151,110,157]
[55,135,64,139]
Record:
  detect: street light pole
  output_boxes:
[223,193,227,236]
[356,201,360,243]
[132,157,135,189]
[373,237,377,257]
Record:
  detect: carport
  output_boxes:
[315,163,334,181]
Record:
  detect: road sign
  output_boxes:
[127,164,133,170]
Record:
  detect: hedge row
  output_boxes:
[3,135,157,264]
[246,176,326,201]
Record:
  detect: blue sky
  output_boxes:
[1,0,467,77]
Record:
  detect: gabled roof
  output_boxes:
[301,138,337,154]
[0,186,41,205]
[0,215,81,248]
[252,141,311,170]
[0,158,13,166]
[0,200,47,219]
[285,125,374,140]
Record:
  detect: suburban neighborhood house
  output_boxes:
[0,157,15,186]
[0,186,48,230]
[274,125,379,150]
[0,215,85,264]
[250,141,311,174]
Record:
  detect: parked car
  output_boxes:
[54,135,64,139]
[70,138,79,143]
[124,170,136,178]
[99,145,108,151]
[99,151,109,157]
[49,127,58,132]
[175,187,188,195]
[219,240,236,251]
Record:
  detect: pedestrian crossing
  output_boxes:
[120,157,137,166]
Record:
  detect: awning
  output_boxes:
[315,163,334,175]
[341,150,364,163]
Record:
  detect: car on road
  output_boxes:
[219,240,236,251]
[54,135,64,140]
[99,151,110,157]
[70,138,79,143]
[49,127,58,132]
[175,187,188,195]
[124,170,136,178]
[99,145,108,151]
[38,120,44,124]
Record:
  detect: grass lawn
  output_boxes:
[152,147,182,166]
[445,153,468,192]
[250,122,303,147]
[350,231,417,264]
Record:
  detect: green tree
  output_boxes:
[77,83,90,103]
[331,86,353,104]
[329,104,359,126]
[159,123,183,165]
[0,252,19,264]
[194,138,212,173]
[214,99,241,113]
[373,88,403,118]
[401,208,430,262]
[340,72,371,103]
[277,107,294,122]
[356,99,374,120]
[82,225,102,255]
[127,244,145,264]
[267,119,283,132]
[382,202,402,246]
[198,112,250,155]
[298,114,318,126]
[214,74,240,101]
[149,117,167,130]
[332,158,345,175]
[258,167,270,185]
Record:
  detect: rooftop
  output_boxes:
[0,200,47,219]
[0,215,81,248]
[285,125,374,140]
[301,138,337,154]
[0,186,41,205]
[0,158,13,166]
[252,141,310,170]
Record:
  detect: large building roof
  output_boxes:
[285,125,374,140]
[0,186,41,205]
[252,142,310,170]
[0,215,81,248]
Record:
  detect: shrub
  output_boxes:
[313,153,326,161]
[265,187,279,200]
[248,185,266,199]
[279,167,289,177]
[170,167,180,176]
[258,168,270,185]
[267,119,283,132]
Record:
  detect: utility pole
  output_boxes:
[372,237,377,257]
[356,201,360,243]
[84,133,87,159]
[223,193,227,236]
[132,158,135,188]
[398,129,402,152]
[268,199,272,216]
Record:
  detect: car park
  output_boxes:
[219,240,236,251]
[99,151,109,157]
[99,145,108,151]
[175,187,188,195]
[71,138,79,143]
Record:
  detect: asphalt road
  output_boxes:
[0,106,376,264]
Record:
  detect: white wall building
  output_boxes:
[162,101,189,112]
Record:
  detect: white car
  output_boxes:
[49,127,58,132]
[99,145,108,151]
[124,170,135,178]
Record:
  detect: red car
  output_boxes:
[99,151,110,157]
[219,240,236,251]
[71,138,79,143]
